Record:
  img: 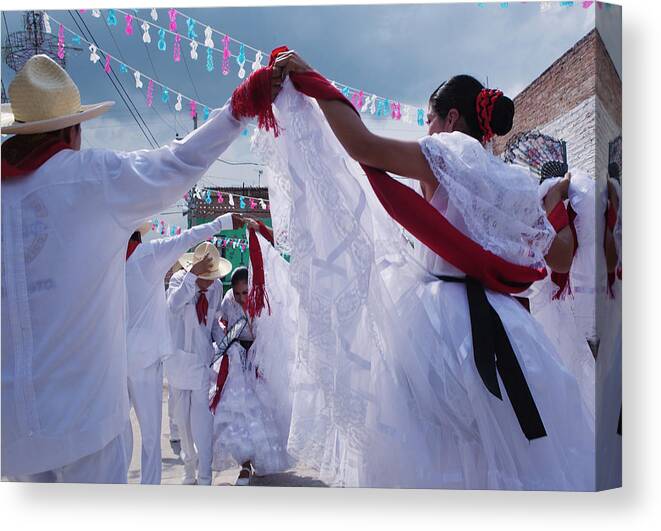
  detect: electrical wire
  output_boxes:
[67,10,158,149]
[100,12,175,138]
[73,10,160,148]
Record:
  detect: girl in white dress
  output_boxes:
[211,260,288,485]
[246,51,596,490]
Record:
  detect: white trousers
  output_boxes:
[9,432,129,484]
[127,359,164,485]
[171,386,214,485]
[167,382,180,440]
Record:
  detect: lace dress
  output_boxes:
[211,290,288,475]
[518,171,597,426]
[253,81,596,490]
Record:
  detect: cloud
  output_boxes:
[3,3,609,196]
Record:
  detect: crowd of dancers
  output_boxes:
[1,49,621,490]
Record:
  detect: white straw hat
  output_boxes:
[1,54,114,135]
[179,242,232,281]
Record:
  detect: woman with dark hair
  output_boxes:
[228,50,595,489]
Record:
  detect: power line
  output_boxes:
[102,12,177,138]
[68,10,158,149]
[82,11,160,147]
[180,41,202,103]
[68,11,156,148]
[2,11,10,35]
[140,38,179,134]
[216,158,264,166]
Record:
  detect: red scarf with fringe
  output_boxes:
[245,221,274,319]
[230,47,547,294]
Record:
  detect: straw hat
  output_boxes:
[0,54,114,135]
[178,242,232,281]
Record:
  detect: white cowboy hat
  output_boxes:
[178,241,232,281]
[1,54,114,135]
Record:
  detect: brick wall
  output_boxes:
[493,29,621,175]
[539,96,596,178]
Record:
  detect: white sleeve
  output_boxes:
[92,103,245,230]
[166,271,198,314]
[149,214,232,276]
[211,289,226,344]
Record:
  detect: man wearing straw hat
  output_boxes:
[165,242,232,485]
[1,55,249,483]
[124,213,245,484]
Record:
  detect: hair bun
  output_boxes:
[490,95,515,136]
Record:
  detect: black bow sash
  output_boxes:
[437,275,547,441]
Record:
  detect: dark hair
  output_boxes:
[231,267,249,286]
[429,75,514,141]
[1,125,80,166]
[129,231,142,244]
[608,162,621,182]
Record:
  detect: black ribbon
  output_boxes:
[437,275,547,441]
[239,340,254,351]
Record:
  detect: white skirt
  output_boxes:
[374,281,595,490]
[527,277,596,425]
[211,343,288,475]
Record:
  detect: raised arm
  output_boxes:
[273,52,436,189]
[542,177,575,274]
[93,102,245,232]
[166,256,214,313]
[166,271,197,314]
[148,214,239,277]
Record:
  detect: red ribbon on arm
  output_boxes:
[546,201,578,300]
[1,137,72,180]
[232,47,546,293]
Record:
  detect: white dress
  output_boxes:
[520,172,597,425]
[595,176,622,489]
[211,288,288,474]
[252,82,596,490]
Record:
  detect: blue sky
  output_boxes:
[1,2,621,227]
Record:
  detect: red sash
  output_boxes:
[287,70,546,293]
[230,48,547,294]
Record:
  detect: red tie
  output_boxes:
[196,290,208,326]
